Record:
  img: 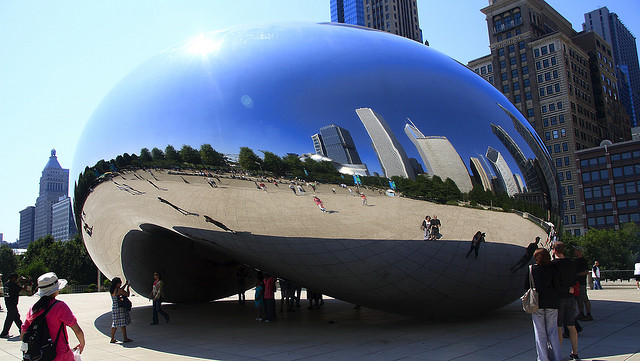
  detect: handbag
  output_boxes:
[521,265,539,313]
[118,294,133,312]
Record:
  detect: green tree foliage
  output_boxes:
[165,145,180,165]
[0,244,19,280]
[563,223,640,270]
[262,151,287,176]
[200,144,227,167]
[389,175,462,204]
[151,147,165,162]
[179,145,202,165]
[17,234,99,285]
[282,154,303,175]
[139,148,152,164]
[239,147,262,171]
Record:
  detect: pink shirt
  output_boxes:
[264,277,276,299]
[21,299,78,361]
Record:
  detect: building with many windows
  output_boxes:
[583,7,640,128]
[52,196,77,242]
[576,139,640,230]
[331,0,423,43]
[317,124,363,165]
[469,0,632,235]
[34,149,70,241]
[18,206,35,248]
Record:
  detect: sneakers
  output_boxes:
[0,334,10,339]
[569,353,580,360]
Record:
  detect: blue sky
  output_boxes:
[1,0,639,244]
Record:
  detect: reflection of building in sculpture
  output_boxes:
[404,122,472,192]
[486,146,519,197]
[51,196,77,242]
[300,153,369,177]
[34,149,70,241]
[513,174,525,193]
[317,124,362,165]
[311,133,326,156]
[490,122,542,194]
[469,157,493,192]
[356,108,415,179]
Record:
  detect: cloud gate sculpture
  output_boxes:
[73,22,561,317]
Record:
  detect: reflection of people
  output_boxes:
[313,196,326,212]
[236,265,247,305]
[465,231,485,259]
[263,275,276,322]
[254,278,264,321]
[1,273,24,338]
[551,242,579,360]
[150,272,170,325]
[573,246,592,321]
[635,260,640,290]
[592,261,602,290]
[21,272,85,358]
[109,277,132,343]
[0,272,4,312]
[510,237,540,273]
[420,216,431,241]
[526,249,561,361]
[360,193,367,206]
[428,215,441,240]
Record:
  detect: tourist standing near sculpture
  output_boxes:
[420,216,431,241]
[1,273,24,338]
[254,278,264,321]
[150,272,170,325]
[263,274,276,322]
[526,249,561,361]
[109,277,132,343]
[510,237,540,273]
[635,259,640,289]
[551,242,579,360]
[428,215,441,240]
[573,246,593,321]
[20,272,85,359]
[592,261,602,290]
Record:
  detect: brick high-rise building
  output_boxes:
[331,0,423,43]
[468,0,632,236]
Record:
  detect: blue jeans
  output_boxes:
[594,278,602,289]
[152,298,169,324]
[532,308,561,361]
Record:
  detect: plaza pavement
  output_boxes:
[1,283,639,361]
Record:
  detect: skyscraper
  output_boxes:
[330,0,365,26]
[356,108,415,179]
[52,196,77,242]
[583,7,640,127]
[311,133,326,156]
[319,124,363,164]
[469,157,493,192]
[404,122,472,192]
[331,0,423,43]
[18,206,35,248]
[469,0,631,235]
[34,149,70,241]
[486,146,519,197]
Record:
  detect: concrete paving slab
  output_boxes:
[1,286,639,360]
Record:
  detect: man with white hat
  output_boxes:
[20,272,85,358]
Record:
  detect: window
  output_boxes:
[554,144,561,153]
[538,75,544,83]
[549,43,555,52]
[571,215,576,224]
[540,88,545,96]
[541,46,548,55]
[543,118,549,127]
[552,130,559,138]
[525,91,532,100]
[522,66,529,74]
[551,56,557,65]
[527,108,534,117]
[523,78,530,87]
[555,84,560,92]
[503,85,509,93]
[498,48,505,57]
[536,61,541,70]
[558,172,564,180]
[513,82,520,90]
[508,44,515,53]
[584,187,592,199]
[510,57,516,65]
[487,64,493,72]
[481,66,487,75]
[564,156,570,166]
[557,101,563,109]
[542,106,548,113]
[501,72,508,81]
[547,85,553,94]
[551,116,557,125]
[534,48,540,57]
[615,183,625,195]
[549,103,556,111]
[520,53,527,62]
[545,132,550,140]
[561,128,566,137]
[556,158,562,167]
[562,142,568,151]
[543,59,549,67]
[515,94,521,103]
[512,69,518,78]
[500,60,506,68]
[545,72,551,81]
[582,172,591,182]
[518,41,525,50]
[569,200,575,209]
[602,185,610,196]
[553,70,558,79]
[566,171,571,180]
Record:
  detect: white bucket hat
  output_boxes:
[36,272,68,297]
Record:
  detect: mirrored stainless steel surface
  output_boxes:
[74,23,561,317]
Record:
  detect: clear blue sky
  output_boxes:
[1,0,639,244]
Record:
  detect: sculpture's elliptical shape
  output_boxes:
[73,23,561,317]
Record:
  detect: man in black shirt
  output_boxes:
[573,246,593,321]
[429,215,441,240]
[0,273,24,338]
[552,242,579,360]
[510,236,540,273]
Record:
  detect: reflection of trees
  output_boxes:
[562,223,640,271]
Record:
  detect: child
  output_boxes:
[254,278,264,321]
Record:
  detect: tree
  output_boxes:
[151,147,165,162]
[567,223,640,270]
[238,147,262,171]
[200,144,227,167]
[262,151,286,176]
[165,145,180,165]
[283,154,303,175]
[0,244,18,280]
[179,145,201,165]
[140,148,152,163]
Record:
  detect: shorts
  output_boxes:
[557,297,576,327]
[576,284,589,302]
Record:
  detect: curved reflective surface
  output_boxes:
[74,22,561,317]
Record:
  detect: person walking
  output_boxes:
[150,272,169,325]
[573,246,593,321]
[1,273,24,338]
[592,261,602,290]
[20,272,85,360]
[0,273,4,312]
[551,242,579,360]
[526,248,562,361]
[313,196,326,212]
[635,259,640,290]
[465,231,486,258]
[510,237,541,273]
[109,277,132,343]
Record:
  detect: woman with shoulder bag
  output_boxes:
[526,248,562,361]
[109,277,132,343]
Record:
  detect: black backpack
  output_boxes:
[22,300,66,361]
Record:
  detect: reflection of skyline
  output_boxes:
[356,108,416,179]
[486,146,519,197]
[490,123,540,193]
[310,124,369,176]
[469,157,492,192]
[404,122,472,192]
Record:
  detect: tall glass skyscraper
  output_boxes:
[319,124,362,165]
[584,7,640,127]
[330,0,365,26]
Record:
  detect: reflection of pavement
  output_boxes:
[1,288,639,360]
